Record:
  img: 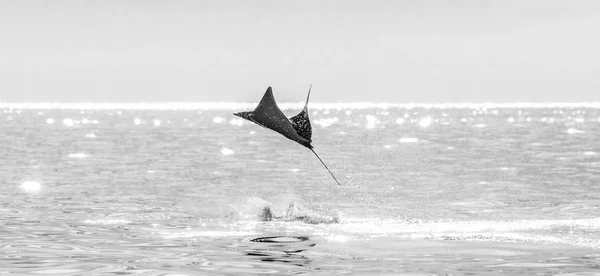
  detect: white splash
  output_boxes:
[575,118,585,123]
[419,116,433,128]
[213,117,225,123]
[153,119,161,127]
[163,231,259,239]
[21,181,41,193]
[221,148,234,155]
[324,235,350,243]
[395,118,405,125]
[345,110,352,116]
[46,118,55,124]
[249,131,256,135]
[507,117,515,123]
[134,118,141,125]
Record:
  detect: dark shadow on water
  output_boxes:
[250,236,309,243]
[246,251,311,267]
[243,235,315,267]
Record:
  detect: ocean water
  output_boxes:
[1,104,600,275]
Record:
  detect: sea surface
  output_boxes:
[1,103,600,275]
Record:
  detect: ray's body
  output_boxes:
[234,86,341,185]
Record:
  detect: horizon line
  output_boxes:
[2,102,600,110]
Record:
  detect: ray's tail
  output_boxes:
[309,148,341,186]
[304,84,312,109]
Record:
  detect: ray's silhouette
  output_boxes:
[234,86,341,185]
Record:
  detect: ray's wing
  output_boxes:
[252,87,289,130]
[289,85,313,142]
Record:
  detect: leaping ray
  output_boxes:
[234,86,341,185]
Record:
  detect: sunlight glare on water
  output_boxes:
[2,102,600,275]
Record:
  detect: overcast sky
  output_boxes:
[1,0,599,103]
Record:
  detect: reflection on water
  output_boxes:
[2,106,600,274]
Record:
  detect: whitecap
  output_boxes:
[21,181,41,193]
[314,117,339,127]
[398,137,419,143]
[567,128,585,134]
[365,115,379,129]
[68,153,89,158]
[153,119,161,127]
[230,118,244,126]
[213,117,225,123]
[419,116,433,128]
[85,133,96,138]
[395,118,405,124]
[83,219,131,225]
[46,118,55,124]
[63,118,74,127]
[221,148,234,155]
[134,118,141,125]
